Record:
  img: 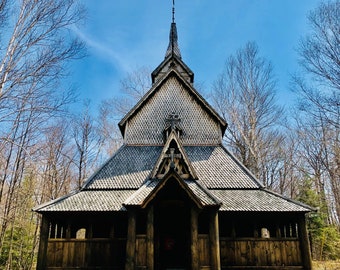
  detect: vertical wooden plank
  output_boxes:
[280,240,287,265]
[85,223,93,267]
[247,240,252,265]
[209,210,221,270]
[240,240,245,265]
[290,240,300,266]
[191,207,199,270]
[259,240,266,266]
[46,241,55,267]
[147,206,154,270]
[219,238,227,266]
[198,235,210,266]
[54,241,63,267]
[286,240,293,265]
[125,209,136,270]
[298,215,312,269]
[36,215,49,270]
[273,240,280,266]
[75,241,86,267]
[296,240,302,264]
[226,240,236,265]
[62,240,69,267]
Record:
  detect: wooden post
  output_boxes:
[191,207,199,270]
[147,206,154,270]
[298,214,312,270]
[36,215,49,270]
[209,210,221,270]
[66,223,71,239]
[110,223,115,239]
[125,209,136,270]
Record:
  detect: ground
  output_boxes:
[313,261,340,270]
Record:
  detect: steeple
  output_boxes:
[165,0,181,59]
[151,0,194,84]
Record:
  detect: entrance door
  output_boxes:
[156,201,190,270]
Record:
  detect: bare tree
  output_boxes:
[296,0,339,127]
[212,42,285,187]
[299,0,340,91]
[0,0,84,267]
[120,66,152,101]
[106,66,153,118]
[72,101,102,189]
[39,123,75,201]
[97,100,123,158]
[294,0,340,225]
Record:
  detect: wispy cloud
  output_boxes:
[71,26,131,75]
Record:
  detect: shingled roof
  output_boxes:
[34,16,314,215]
[119,69,227,141]
[34,144,313,213]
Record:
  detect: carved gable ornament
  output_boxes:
[151,129,197,180]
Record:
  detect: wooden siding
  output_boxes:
[198,234,211,267]
[125,76,222,145]
[136,235,147,269]
[44,236,303,269]
[46,238,126,269]
[220,238,302,269]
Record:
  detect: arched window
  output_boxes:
[76,228,86,239]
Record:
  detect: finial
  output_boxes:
[172,0,175,23]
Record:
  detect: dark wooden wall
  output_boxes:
[43,235,303,269]
[220,238,302,268]
[39,212,311,269]
[46,238,126,269]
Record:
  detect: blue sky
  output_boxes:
[69,0,321,110]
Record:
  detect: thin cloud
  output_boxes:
[72,26,131,74]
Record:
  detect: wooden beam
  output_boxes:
[147,206,154,270]
[191,207,199,269]
[36,215,49,270]
[125,209,136,270]
[209,210,221,270]
[298,214,312,270]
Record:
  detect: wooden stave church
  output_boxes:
[34,15,314,270]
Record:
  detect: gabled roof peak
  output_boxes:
[151,129,198,180]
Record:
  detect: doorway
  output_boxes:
[156,201,190,270]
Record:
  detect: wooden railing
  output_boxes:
[45,236,302,269]
[46,238,126,269]
[220,237,302,269]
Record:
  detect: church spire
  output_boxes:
[165,0,181,59]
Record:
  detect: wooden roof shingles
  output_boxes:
[33,190,135,212]
[119,70,227,144]
[211,189,315,212]
[83,145,161,190]
[35,145,313,212]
